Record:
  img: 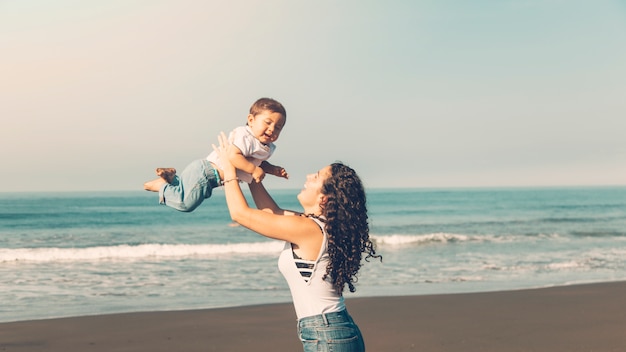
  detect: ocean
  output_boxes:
[1,186,625,323]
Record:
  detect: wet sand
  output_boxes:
[2,281,625,351]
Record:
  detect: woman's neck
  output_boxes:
[302,206,321,217]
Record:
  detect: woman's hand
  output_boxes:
[212,132,237,180]
[212,131,229,163]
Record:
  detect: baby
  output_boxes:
[143,97,288,212]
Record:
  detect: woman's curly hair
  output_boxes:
[317,162,382,294]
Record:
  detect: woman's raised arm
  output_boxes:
[213,132,320,246]
[247,181,282,214]
[248,181,301,217]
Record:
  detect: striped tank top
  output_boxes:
[292,251,315,282]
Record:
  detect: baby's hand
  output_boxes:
[263,163,288,179]
[274,167,289,179]
[252,166,266,183]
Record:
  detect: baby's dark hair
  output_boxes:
[249,97,286,118]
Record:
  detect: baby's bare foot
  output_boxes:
[156,168,176,183]
[143,178,166,192]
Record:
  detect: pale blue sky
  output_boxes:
[1,0,625,192]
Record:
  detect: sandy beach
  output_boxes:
[2,281,625,351]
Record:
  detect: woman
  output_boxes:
[214,132,381,351]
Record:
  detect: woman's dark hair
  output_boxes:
[318,162,381,294]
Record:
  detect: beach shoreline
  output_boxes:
[2,281,625,351]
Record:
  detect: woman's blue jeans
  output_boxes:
[159,159,220,212]
[297,309,365,352]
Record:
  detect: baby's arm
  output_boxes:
[260,161,289,179]
[228,146,265,182]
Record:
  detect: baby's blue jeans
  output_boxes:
[159,159,220,212]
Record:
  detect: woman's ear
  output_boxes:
[319,195,328,206]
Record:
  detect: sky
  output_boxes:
[1,0,625,192]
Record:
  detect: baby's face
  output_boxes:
[247,111,286,145]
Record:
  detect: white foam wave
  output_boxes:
[0,242,284,263]
[372,233,476,246]
[371,233,565,246]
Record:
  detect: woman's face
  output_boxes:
[297,165,332,210]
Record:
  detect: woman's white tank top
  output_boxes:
[277,217,345,320]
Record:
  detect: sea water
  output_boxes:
[1,187,625,323]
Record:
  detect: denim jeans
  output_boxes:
[297,310,365,352]
[159,159,220,212]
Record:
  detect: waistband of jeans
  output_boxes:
[202,160,220,188]
[210,167,220,188]
[298,309,351,327]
